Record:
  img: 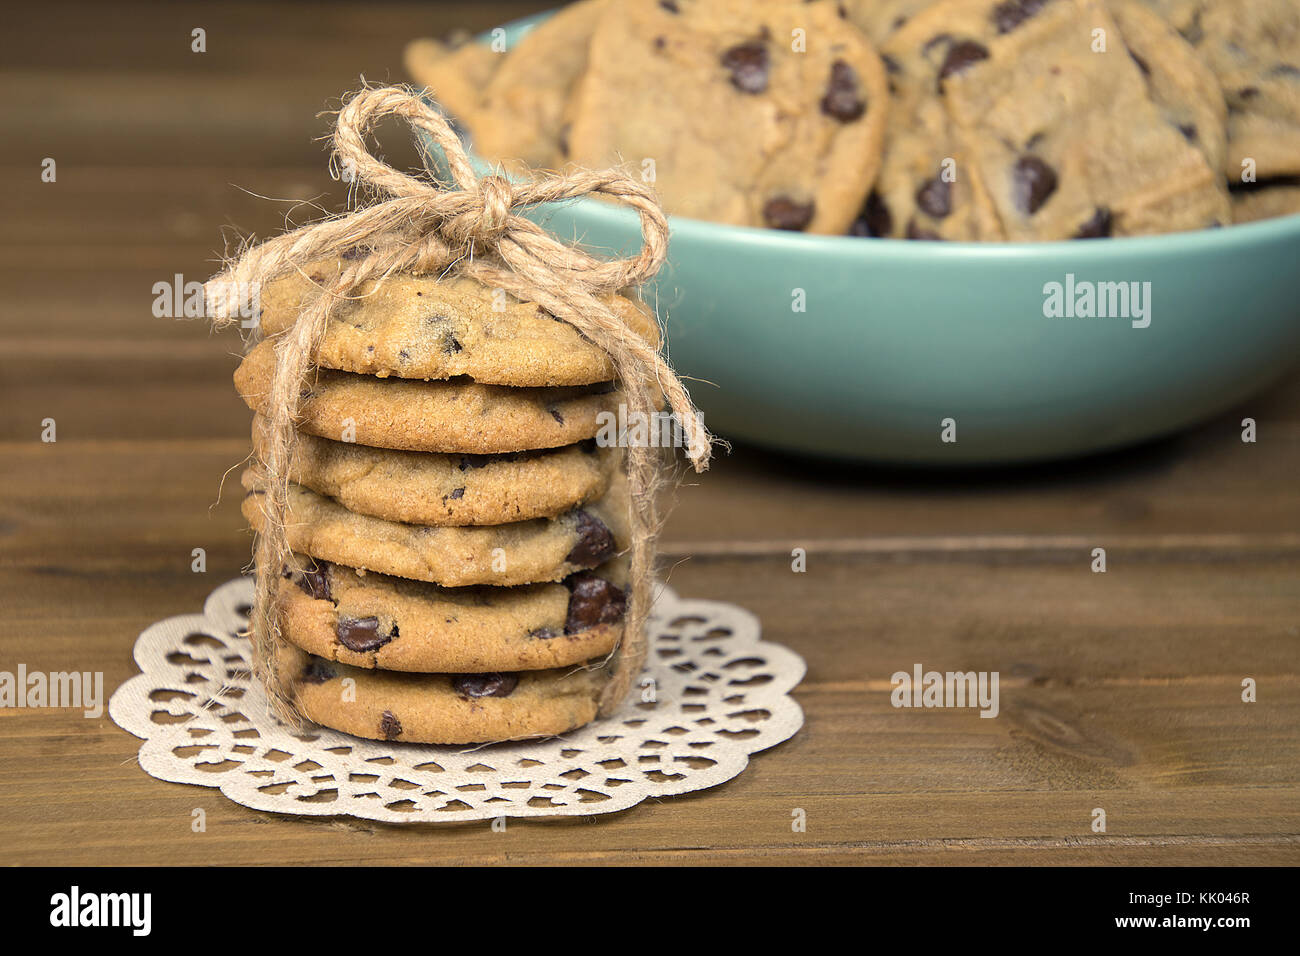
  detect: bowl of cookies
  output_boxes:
[407,0,1300,464]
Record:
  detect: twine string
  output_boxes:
[205,85,711,723]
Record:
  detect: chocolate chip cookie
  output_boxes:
[276,554,627,672]
[567,0,890,233]
[864,19,1007,239]
[471,0,607,169]
[1110,0,1228,178]
[278,641,609,743]
[256,258,659,387]
[889,0,1228,240]
[1180,0,1300,180]
[253,414,617,527]
[404,34,503,138]
[241,468,629,587]
[234,339,622,454]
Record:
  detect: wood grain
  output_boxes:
[0,0,1297,866]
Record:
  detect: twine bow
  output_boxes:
[205,85,712,724]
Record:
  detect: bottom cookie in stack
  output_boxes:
[277,643,612,745]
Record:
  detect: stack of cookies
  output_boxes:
[233,261,657,744]
[405,0,1300,235]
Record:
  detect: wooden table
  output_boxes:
[2,1,1297,866]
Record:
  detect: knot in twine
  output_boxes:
[205,85,712,726]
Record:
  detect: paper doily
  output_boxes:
[109,578,804,822]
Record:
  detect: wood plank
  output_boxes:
[0,2,552,166]
[1,2,551,73]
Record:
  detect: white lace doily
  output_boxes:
[109,578,804,822]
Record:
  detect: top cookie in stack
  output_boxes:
[233,260,656,744]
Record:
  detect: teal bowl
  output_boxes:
[420,11,1300,464]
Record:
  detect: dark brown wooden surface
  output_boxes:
[1,1,1297,866]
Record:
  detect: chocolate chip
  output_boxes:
[451,673,519,698]
[1178,123,1197,142]
[529,627,558,640]
[1013,155,1058,214]
[821,60,866,121]
[938,40,990,89]
[557,122,571,157]
[762,196,816,231]
[721,41,770,94]
[336,616,392,652]
[881,53,901,74]
[566,510,616,567]
[849,190,892,237]
[379,710,403,740]
[1073,207,1112,239]
[1238,86,1260,100]
[300,659,335,684]
[549,406,565,425]
[906,220,943,240]
[443,334,463,354]
[659,0,679,11]
[458,453,491,470]
[992,0,1049,33]
[565,572,628,634]
[1268,64,1300,78]
[446,487,465,500]
[1129,49,1150,75]
[398,349,410,362]
[915,175,952,219]
[296,565,331,601]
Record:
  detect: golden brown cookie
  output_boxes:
[278,642,609,744]
[256,260,659,387]
[567,0,890,233]
[234,339,622,454]
[890,0,1229,239]
[275,555,627,672]
[864,17,1006,239]
[404,35,503,135]
[1109,0,1229,178]
[241,468,630,587]
[1141,0,1300,180]
[472,0,608,168]
[252,414,618,527]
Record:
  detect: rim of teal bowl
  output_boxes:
[425,8,1300,261]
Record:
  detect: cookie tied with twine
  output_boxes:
[204,85,712,728]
